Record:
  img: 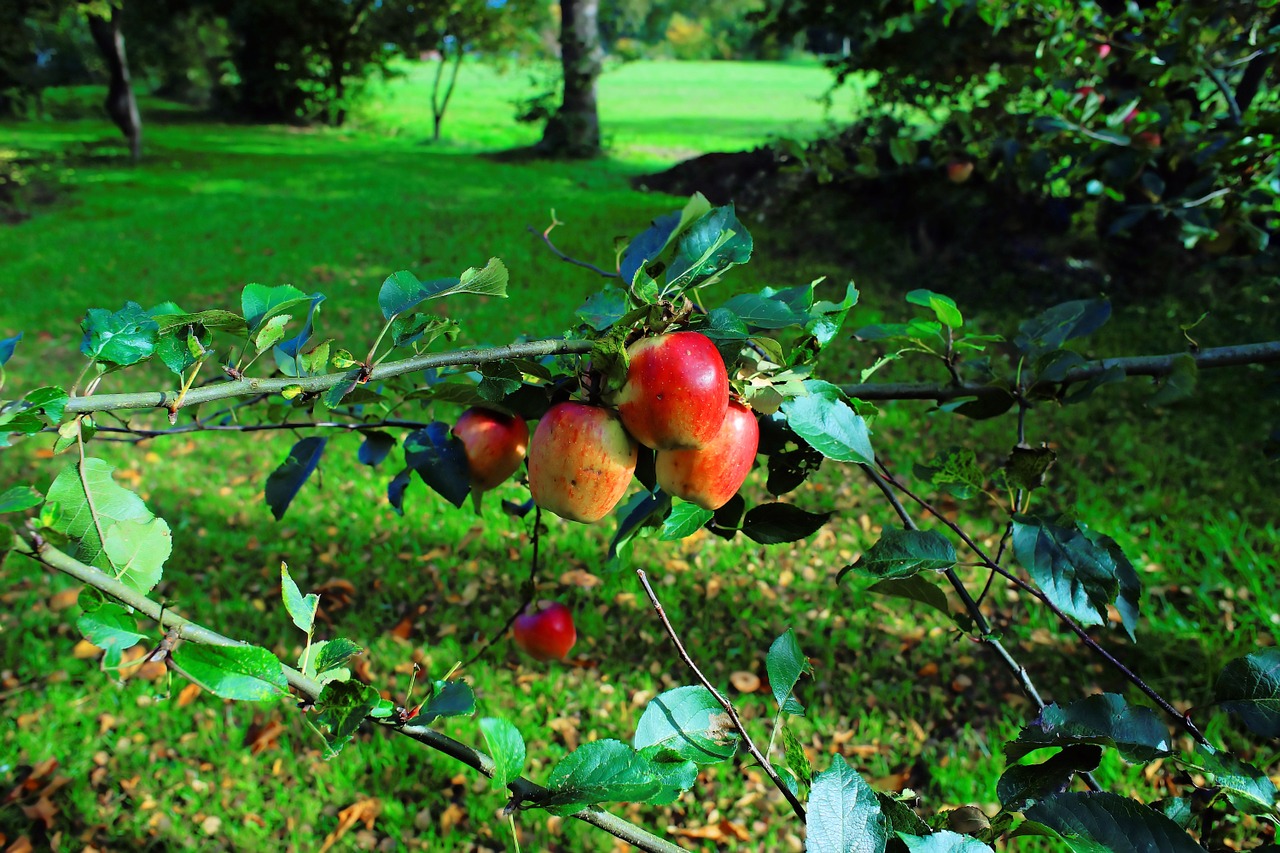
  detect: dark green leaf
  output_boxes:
[902,832,995,852]
[480,718,526,788]
[781,393,875,464]
[621,209,681,286]
[607,490,670,571]
[281,563,318,634]
[1004,445,1057,492]
[543,739,664,815]
[767,629,811,713]
[241,283,309,331]
[171,644,288,702]
[1193,744,1279,815]
[806,755,890,853]
[634,685,740,765]
[782,722,813,786]
[46,458,152,570]
[403,423,469,509]
[264,437,328,521]
[155,326,210,376]
[708,492,745,541]
[357,431,396,467]
[841,529,956,581]
[387,468,412,516]
[379,271,428,318]
[0,332,21,365]
[314,638,362,674]
[1005,694,1171,763]
[1064,365,1126,404]
[1011,515,1122,630]
[876,793,930,837]
[314,679,380,755]
[478,361,523,403]
[80,302,159,366]
[577,286,631,331]
[407,680,476,725]
[1155,798,1194,830]
[102,517,171,596]
[1015,300,1111,355]
[0,485,42,513]
[76,601,147,670]
[636,745,700,805]
[390,314,459,349]
[1214,649,1280,737]
[1148,354,1197,407]
[719,293,807,330]
[1032,349,1087,384]
[1024,792,1205,852]
[766,441,824,496]
[865,576,952,620]
[998,745,1103,812]
[668,205,753,289]
[659,501,714,540]
[741,502,832,545]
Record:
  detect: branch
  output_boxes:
[839,340,1280,403]
[872,466,1209,745]
[527,223,620,279]
[64,338,595,416]
[12,529,686,853]
[88,418,434,442]
[636,568,808,823]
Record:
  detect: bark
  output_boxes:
[86,4,142,162]
[538,0,603,158]
[431,43,464,142]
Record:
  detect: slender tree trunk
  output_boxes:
[86,4,142,161]
[538,0,603,158]
[431,43,465,141]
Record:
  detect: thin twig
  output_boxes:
[12,529,686,853]
[528,222,620,279]
[635,568,807,822]
[86,418,434,441]
[873,466,1209,745]
[462,506,542,669]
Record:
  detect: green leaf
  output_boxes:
[906,289,963,328]
[46,458,152,570]
[621,209,681,286]
[781,722,813,787]
[314,679,379,755]
[767,629,812,714]
[76,601,147,670]
[741,502,833,545]
[806,754,891,853]
[1148,354,1197,407]
[877,793,931,837]
[914,447,985,500]
[480,718,526,788]
[151,309,247,336]
[1004,445,1057,492]
[379,260,509,320]
[155,327,209,376]
[543,739,665,815]
[606,490,670,572]
[80,302,159,366]
[477,361,523,403]
[0,485,42,513]
[1005,694,1171,763]
[634,685,740,765]
[667,205,753,289]
[1011,515,1123,630]
[841,529,957,581]
[1024,792,1205,852]
[781,392,875,465]
[1193,744,1279,815]
[998,744,1104,813]
[576,286,630,331]
[280,563,318,634]
[23,386,69,424]
[1214,649,1280,737]
[241,283,309,332]
[902,832,995,852]
[313,638,362,674]
[454,257,510,298]
[865,576,954,621]
[253,313,292,353]
[719,292,808,330]
[170,644,288,702]
[636,745,700,805]
[1015,299,1111,356]
[389,314,460,349]
[403,423,470,509]
[298,641,350,685]
[102,517,171,596]
[406,680,476,725]
[264,437,328,521]
[659,501,714,540]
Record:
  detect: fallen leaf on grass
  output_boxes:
[244,717,286,755]
[5,836,33,853]
[19,796,57,830]
[318,798,381,853]
[48,590,80,611]
[559,569,601,589]
[176,683,202,707]
[439,802,466,835]
[387,614,415,640]
[730,671,761,693]
[672,820,751,842]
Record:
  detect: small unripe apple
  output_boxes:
[946,160,974,184]
[527,402,638,522]
[513,600,576,661]
[615,331,729,451]
[452,407,529,493]
[656,400,759,510]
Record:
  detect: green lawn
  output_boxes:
[1,59,1277,852]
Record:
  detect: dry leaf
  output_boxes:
[672,820,750,842]
[439,802,465,835]
[5,836,34,853]
[19,796,57,830]
[48,590,80,611]
[318,798,381,853]
[558,569,601,589]
[546,716,580,752]
[244,718,286,755]
[388,614,415,640]
[730,671,761,693]
[176,683,203,707]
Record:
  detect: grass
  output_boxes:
[2,58,1278,852]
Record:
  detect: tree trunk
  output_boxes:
[431,43,464,142]
[538,0,603,158]
[86,4,142,162]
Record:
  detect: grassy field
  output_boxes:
[2,59,1278,852]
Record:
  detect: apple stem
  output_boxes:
[459,506,543,670]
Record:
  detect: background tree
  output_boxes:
[84,1,142,160]
[537,0,604,158]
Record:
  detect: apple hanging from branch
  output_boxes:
[656,400,759,510]
[513,600,577,661]
[615,331,729,451]
[452,407,529,508]
[527,402,638,522]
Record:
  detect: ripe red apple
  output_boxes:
[527,402,638,522]
[615,331,729,451]
[513,600,576,661]
[1097,43,1112,59]
[452,407,529,494]
[946,160,975,184]
[655,400,759,510]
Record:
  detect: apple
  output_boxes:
[1097,43,1112,59]
[527,401,638,522]
[946,160,975,184]
[615,331,729,450]
[1134,131,1162,149]
[656,400,759,510]
[513,600,576,661]
[1077,86,1105,103]
[452,407,529,494]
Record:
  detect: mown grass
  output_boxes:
[2,58,1278,852]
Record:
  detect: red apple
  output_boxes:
[946,160,975,184]
[1134,131,1162,149]
[656,400,758,510]
[527,402,638,522]
[513,600,576,661]
[615,331,729,451]
[1097,43,1112,59]
[452,407,529,493]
